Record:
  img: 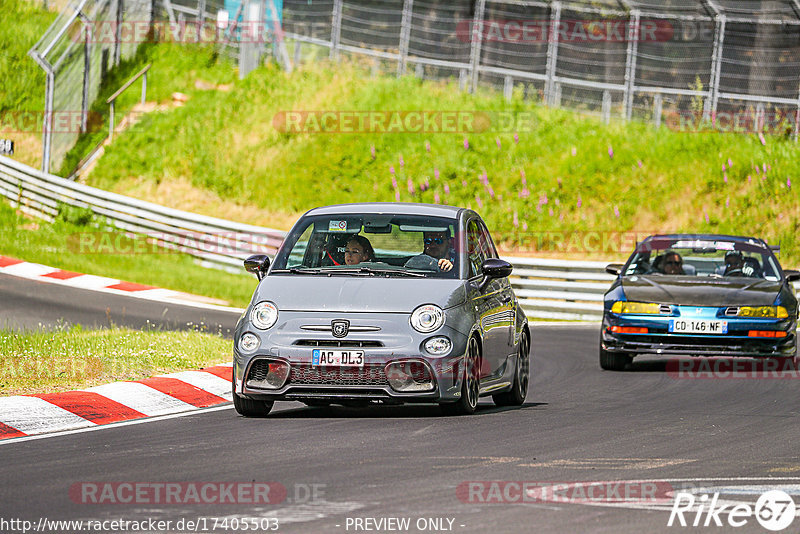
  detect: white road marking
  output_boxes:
[84,382,196,416]
[0,396,95,434]
[2,262,58,277]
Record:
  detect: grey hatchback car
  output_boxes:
[232,203,530,416]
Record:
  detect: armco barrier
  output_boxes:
[1,154,616,320]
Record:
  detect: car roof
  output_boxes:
[641,234,770,249]
[303,202,465,218]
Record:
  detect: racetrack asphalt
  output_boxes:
[0,272,242,336]
[3,293,800,533]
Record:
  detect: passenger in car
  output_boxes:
[659,251,685,275]
[344,235,375,265]
[723,250,745,276]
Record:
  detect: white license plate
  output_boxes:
[669,319,728,334]
[311,349,365,367]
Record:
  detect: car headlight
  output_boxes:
[410,304,445,333]
[238,332,260,353]
[424,336,452,355]
[250,301,278,330]
[611,301,662,314]
[737,306,788,319]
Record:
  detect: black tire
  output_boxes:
[232,371,274,416]
[599,346,631,371]
[441,337,481,416]
[493,330,530,407]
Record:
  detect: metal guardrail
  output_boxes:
[0,155,285,272]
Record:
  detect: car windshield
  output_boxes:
[623,238,781,281]
[271,213,459,278]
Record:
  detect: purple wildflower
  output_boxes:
[727,158,733,167]
[614,205,620,218]
[389,166,395,174]
[513,212,519,228]
[407,178,415,195]
[759,133,766,146]
[475,194,483,208]
[548,207,554,217]
[724,173,728,183]
[434,168,440,180]
[444,184,450,195]
[571,147,577,156]
[704,211,709,224]
[391,177,398,189]
[577,195,582,208]
[395,190,400,202]
[519,187,530,199]
[399,155,405,168]
[370,145,376,159]
[425,141,430,152]
[608,146,614,159]
[788,178,792,189]
[747,175,752,183]
[725,197,730,208]
[496,137,501,149]
[722,163,726,172]
[522,221,528,231]
[462,180,467,187]
[487,186,495,199]
[434,191,440,204]
[463,138,469,150]
[513,133,519,144]
[638,160,643,168]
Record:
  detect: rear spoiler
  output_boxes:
[769,244,780,254]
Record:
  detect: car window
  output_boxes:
[467,219,493,278]
[624,240,778,280]
[272,214,459,278]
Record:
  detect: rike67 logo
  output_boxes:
[668,490,797,531]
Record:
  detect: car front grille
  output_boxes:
[294,340,383,348]
[288,364,389,386]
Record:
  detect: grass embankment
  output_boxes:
[0,201,257,306]
[84,58,800,266]
[0,325,231,395]
[0,0,58,167]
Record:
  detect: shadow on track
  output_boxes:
[261,401,548,419]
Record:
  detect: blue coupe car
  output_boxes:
[600,234,799,370]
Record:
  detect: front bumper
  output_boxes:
[233,312,470,404]
[601,310,797,358]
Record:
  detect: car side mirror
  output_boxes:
[244,254,271,280]
[784,269,800,282]
[605,264,624,276]
[478,258,513,291]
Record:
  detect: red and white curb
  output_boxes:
[0,363,233,440]
[0,255,244,313]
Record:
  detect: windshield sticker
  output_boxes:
[673,240,734,250]
[328,220,347,232]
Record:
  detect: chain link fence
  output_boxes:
[284,0,800,138]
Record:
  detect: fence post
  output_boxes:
[602,90,611,124]
[653,92,662,128]
[81,13,91,134]
[623,10,640,120]
[114,0,123,65]
[330,0,342,61]
[294,40,302,66]
[795,87,800,142]
[468,0,486,93]
[504,75,513,101]
[397,0,413,76]
[545,1,561,106]
[197,0,206,27]
[707,14,725,120]
[141,70,147,105]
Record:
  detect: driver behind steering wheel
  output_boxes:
[723,250,744,276]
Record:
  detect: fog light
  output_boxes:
[238,332,260,353]
[385,361,435,392]
[424,336,452,355]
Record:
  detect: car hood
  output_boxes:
[254,276,467,313]
[621,276,781,306]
